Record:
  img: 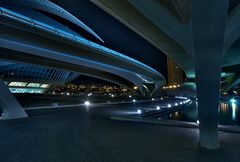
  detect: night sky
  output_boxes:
[71,75,119,86]
[51,0,167,79]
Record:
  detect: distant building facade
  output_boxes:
[167,56,184,86]
[0,62,78,93]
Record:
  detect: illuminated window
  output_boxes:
[40,84,49,88]
[9,88,44,93]
[27,83,41,87]
[9,82,28,87]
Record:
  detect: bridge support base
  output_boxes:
[0,78,28,120]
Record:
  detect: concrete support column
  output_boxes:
[192,0,229,149]
[0,78,28,120]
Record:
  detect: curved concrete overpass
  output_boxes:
[91,0,240,80]
[0,0,104,42]
[0,7,165,93]
[91,0,240,149]
[0,3,165,119]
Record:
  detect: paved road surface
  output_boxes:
[0,104,240,162]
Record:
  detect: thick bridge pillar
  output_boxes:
[0,78,28,120]
[192,0,229,149]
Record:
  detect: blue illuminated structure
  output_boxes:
[0,3,166,97]
[0,7,161,76]
[0,0,104,42]
[0,63,75,84]
[0,62,79,93]
[0,1,166,120]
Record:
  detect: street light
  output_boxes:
[84,101,90,106]
[230,98,236,103]
[137,109,142,114]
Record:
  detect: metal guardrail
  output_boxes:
[0,7,162,77]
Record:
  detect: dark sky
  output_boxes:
[71,75,119,86]
[51,0,167,78]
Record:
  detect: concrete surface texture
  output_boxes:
[0,105,239,162]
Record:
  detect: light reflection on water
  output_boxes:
[163,101,240,126]
[232,103,237,121]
